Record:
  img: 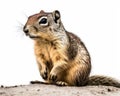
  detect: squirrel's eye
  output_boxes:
[39,17,47,25]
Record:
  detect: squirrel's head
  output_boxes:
[23,10,64,40]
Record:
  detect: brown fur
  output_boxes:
[23,10,120,87]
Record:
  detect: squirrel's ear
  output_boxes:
[40,10,45,14]
[53,10,61,23]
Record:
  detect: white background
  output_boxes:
[0,0,120,86]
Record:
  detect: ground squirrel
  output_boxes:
[23,10,120,87]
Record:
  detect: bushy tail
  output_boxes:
[87,75,120,88]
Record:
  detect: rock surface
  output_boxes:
[0,84,120,96]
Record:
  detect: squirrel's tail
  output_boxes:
[87,75,120,88]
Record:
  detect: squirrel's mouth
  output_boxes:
[29,35,40,39]
[25,33,40,39]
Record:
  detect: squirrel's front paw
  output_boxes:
[49,73,57,82]
[41,68,48,80]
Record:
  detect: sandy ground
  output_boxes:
[0,84,120,96]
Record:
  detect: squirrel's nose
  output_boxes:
[23,26,29,34]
